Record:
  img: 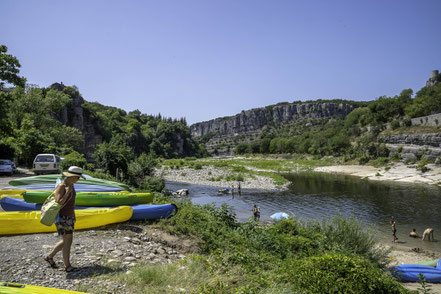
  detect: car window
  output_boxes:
[0,160,9,165]
[35,155,55,162]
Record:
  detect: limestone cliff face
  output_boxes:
[190,102,354,138]
[51,83,102,160]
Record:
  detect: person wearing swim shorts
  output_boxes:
[44,166,85,272]
[390,217,398,243]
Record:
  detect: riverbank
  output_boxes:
[314,162,441,186]
[386,243,441,293]
[158,159,441,192]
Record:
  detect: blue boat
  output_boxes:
[391,259,441,283]
[0,197,177,221]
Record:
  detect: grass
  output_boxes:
[100,201,406,293]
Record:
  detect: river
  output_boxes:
[166,172,441,253]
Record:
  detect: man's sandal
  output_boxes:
[44,256,59,269]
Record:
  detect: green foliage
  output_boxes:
[93,134,134,177]
[150,200,406,293]
[279,254,404,293]
[59,151,88,170]
[405,83,441,117]
[0,45,26,88]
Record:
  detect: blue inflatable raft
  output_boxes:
[0,197,177,220]
[391,259,441,283]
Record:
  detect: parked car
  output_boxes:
[33,154,61,175]
[0,159,14,176]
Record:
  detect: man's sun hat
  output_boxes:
[62,166,86,179]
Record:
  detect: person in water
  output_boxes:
[44,166,86,272]
[422,228,434,241]
[252,204,260,221]
[409,229,419,238]
[390,217,398,243]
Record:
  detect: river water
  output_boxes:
[166,172,441,253]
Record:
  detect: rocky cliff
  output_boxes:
[51,83,103,161]
[190,102,354,138]
[190,102,355,155]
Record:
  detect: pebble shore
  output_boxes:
[157,165,290,191]
[0,222,198,293]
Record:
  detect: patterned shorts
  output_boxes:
[55,215,76,235]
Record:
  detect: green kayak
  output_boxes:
[23,191,153,206]
[9,174,130,191]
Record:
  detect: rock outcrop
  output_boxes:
[190,102,355,155]
[190,102,354,138]
[51,83,102,161]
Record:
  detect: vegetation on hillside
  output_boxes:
[235,85,441,165]
[0,45,208,191]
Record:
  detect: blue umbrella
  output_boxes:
[270,212,290,220]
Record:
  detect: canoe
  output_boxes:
[9,174,131,191]
[0,206,133,235]
[23,191,153,206]
[1,197,177,220]
[0,282,86,293]
[391,261,441,283]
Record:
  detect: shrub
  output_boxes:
[391,120,400,130]
[280,254,404,293]
[359,155,370,165]
[60,151,88,171]
[194,163,202,170]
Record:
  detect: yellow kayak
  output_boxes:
[0,206,133,235]
[0,282,85,293]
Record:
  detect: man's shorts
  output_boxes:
[55,215,76,235]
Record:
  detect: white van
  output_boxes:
[33,154,61,175]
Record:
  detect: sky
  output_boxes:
[1,0,441,125]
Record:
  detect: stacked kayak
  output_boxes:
[23,191,153,206]
[8,174,131,192]
[1,197,178,220]
[0,282,86,293]
[0,206,133,235]
[391,258,441,282]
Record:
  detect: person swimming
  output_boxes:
[409,228,419,238]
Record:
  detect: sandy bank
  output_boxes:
[385,243,441,292]
[314,162,441,186]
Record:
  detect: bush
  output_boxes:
[280,254,404,293]
[391,120,400,130]
[359,155,370,165]
[60,151,88,171]
[194,163,202,170]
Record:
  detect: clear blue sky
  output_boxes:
[2,0,441,124]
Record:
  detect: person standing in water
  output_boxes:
[237,182,241,195]
[390,217,398,243]
[44,166,86,272]
[422,228,434,241]
[252,204,260,221]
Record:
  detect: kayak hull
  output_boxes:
[391,263,441,283]
[23,191,153,206]
[8,174,131,191]
[0,282,85,293]
[0,206,133,235]
[1,197,177,220]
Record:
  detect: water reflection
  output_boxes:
[166,172,441,252]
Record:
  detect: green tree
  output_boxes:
[0,45,26,88]
[93,135,134,177]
